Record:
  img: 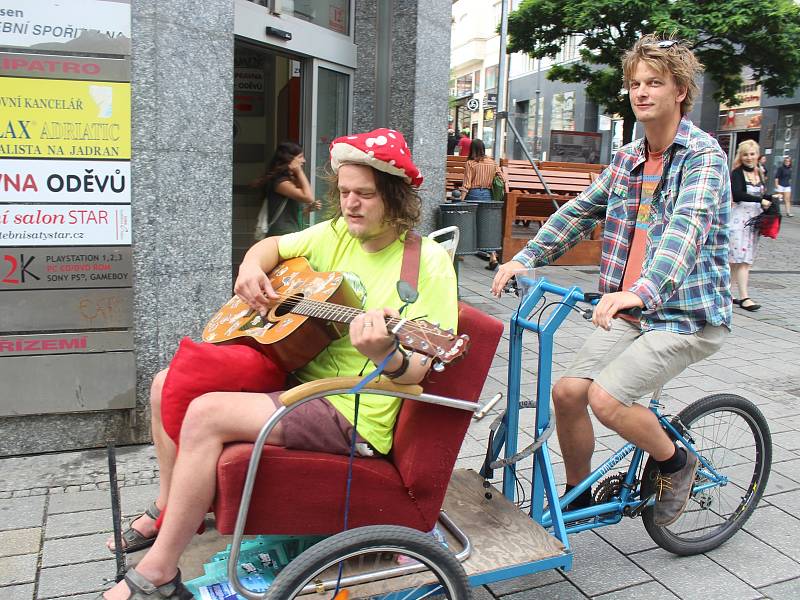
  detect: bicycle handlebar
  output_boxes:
[504,276,643,320]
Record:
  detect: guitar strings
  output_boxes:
[249,291,453,336]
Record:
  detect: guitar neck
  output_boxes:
[289,297,403,329]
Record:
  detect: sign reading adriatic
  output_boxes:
[0,77,131,159]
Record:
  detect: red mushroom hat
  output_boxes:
[329,128,423,187]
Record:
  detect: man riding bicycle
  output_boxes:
[492,35,732,527]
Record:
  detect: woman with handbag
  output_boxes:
[729,140,773,312]
[462,138,505,269]
[253,142,321,239]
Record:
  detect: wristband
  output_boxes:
[383,346,411,379]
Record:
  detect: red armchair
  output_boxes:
[213,302,504,535]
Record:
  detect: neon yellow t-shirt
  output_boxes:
[278,218,458,454]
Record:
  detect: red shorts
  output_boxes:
[267,393,376,456]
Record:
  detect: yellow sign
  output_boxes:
[0,77,131,159]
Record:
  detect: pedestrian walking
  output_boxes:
[462,138,504,269]
[457,130,472,157]
[730,140,773,311]
[774,155,794,217]
[252,142,320,240]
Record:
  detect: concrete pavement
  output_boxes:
[2,217,800,599]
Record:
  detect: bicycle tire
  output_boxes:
[265,525,471,599]
[641,393,772,555]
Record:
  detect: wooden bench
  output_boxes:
[501,161,605,265]
[445,155,467,196]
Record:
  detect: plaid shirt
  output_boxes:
[515,118,732,334]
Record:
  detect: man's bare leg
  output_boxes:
[552,377,595,485]
[784,191,794,216]
[587,383,674,461]
[102,391,283,600]
[107,369,175,551]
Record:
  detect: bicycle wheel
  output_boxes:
[641,394,772,555]
[265,525,471,599]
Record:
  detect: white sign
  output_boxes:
[0,1,130,48]
[467,98,480,112]
[0,160,130,203]
[0,204,131,246]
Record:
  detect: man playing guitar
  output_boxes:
[99,129,458,600]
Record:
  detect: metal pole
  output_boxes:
[492,0,509,160]
[533,58,542,158]
[107,443,126,582]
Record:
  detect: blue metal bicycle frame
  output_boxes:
[493,277,731,541]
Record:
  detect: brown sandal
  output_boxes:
[114,502,160,554]
[96,568,193,600]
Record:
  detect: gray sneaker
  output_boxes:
[653,451,700,527]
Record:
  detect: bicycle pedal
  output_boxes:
[625,494,654,518]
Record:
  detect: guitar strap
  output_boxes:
[397,230,421,305]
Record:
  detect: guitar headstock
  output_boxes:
[393,320,470,370]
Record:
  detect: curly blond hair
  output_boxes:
[622,35,704,116]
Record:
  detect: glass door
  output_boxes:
[306,60,352,220]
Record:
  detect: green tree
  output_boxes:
[507,0,800,144]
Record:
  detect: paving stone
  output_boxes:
[765,488,800,513]
[593,515,659,555]
[37,559,116,599]
[707,530,800,588]
[772,458,800,483]
[0,553,38,586]
[0,497,46,531]
[43,595,99,600]
[0,528,41,557]
[45,509,112,540]
[485,569,563,595]
[562,531,651,597]
[759,576,800,599]
[42,532,114,567]
[594,580,680,599]
[470,587,496,600]
[47,490,109,516]
[772,431,800,452]
[2,583,34,600]
[503,580,585,599]
[744,505,800,562]
[630,548,760,600]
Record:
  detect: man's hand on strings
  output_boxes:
[350,308,399,364]
[234,261,279,316]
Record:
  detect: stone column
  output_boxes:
[354,0,451,233]
[129,0,235,437]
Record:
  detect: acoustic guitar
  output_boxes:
[202,257,469,372]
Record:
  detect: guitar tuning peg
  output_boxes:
[420,356,429,366]
[405,336,413,344]
[420,341,429,350]
[432,361,445,373]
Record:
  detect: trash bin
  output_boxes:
[438,202,477,255]
[475,201,504,251]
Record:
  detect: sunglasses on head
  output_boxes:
[652,39,684,49]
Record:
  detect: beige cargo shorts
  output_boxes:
[565,319,728,406]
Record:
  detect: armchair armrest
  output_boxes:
[278,376,423,406]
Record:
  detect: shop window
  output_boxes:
[485,64,498,91]
[551,91,575,131]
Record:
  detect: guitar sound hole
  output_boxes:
[274,293,305,317]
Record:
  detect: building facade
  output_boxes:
[449,0,502,152]
[0,0,451,456]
